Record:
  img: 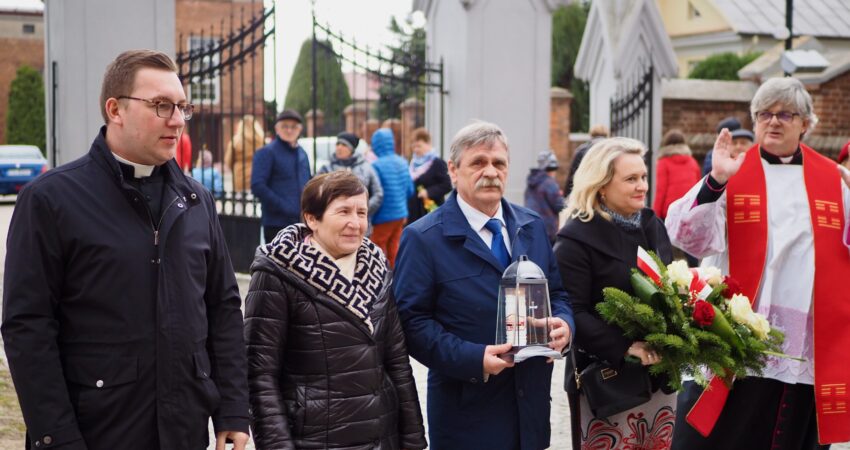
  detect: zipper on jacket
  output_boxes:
[153,196,181,247]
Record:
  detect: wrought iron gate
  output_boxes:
[175,2,273,273]
[309,14,445,166]
[610,64,654,201]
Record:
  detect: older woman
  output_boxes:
[667,77,850,448]
[244,171,427,450]
[554,137,676,450]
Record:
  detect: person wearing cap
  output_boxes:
[407,127,452,225]
[730,128,755,158]
[838,140,850,170]
[251,109,312,243]
[318,132,383,234]
[702,116,742,176]
[524,150,565,243]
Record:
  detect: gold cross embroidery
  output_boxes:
[821,383,848,415]
[732,195,762,224]
[814,200,842,230]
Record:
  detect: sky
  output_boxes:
[265,0,424,108]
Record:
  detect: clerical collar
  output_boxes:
[111,152,156,178]
[760,146,802,165]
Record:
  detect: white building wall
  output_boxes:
[45,0,174,165]
[417,0,566,203]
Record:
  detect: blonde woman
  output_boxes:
[554,137,676,450]
[225,114,265,192]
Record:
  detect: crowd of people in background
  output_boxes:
[6,48,850,450]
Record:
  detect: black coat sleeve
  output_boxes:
[244,269,296,450]
[203,192,250,433]
[382,290,427,450]
[1,187,87,449]
[423,159,452,205]
[554,237,632,365]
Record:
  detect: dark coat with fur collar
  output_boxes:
[244,225,426,450]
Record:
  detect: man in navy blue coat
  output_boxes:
[394,121,574,450]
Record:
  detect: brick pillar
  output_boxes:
[550,87,573,190]
[305,109,324,138]
[360,118,381,144]
[400,97,425,159]
[344,103,368,135]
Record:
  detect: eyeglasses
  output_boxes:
[755,111,799,123]
[118,96,194,120]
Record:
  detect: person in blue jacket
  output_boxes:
[251,109,312,243]
[370,127,414,267]
[393,121,575,450]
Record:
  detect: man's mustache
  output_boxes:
[475,177,503,190]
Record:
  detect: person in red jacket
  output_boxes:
[653,129,701,219]
[175,131,192,173]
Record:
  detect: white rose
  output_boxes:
[667,260,693,290]
[748,313,771,340]
[728,294,754,325]
[700,266,723,287]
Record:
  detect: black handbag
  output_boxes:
[569,348,652,418]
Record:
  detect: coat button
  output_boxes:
[177,203,184,208]
[469,377,478,384]
[517,389,524,397]
[33,441,40,447]
[190,193,197,200]
[42,436,52,445]
[96,380,104,388]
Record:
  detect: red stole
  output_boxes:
[687,144,850,444]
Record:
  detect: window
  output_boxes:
[688,2,702,20]
[22,24,35,34]
[187,36,221,104]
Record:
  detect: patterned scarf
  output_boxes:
[600,203,642,231]
[409,150,438,181]
[260,224,388,333]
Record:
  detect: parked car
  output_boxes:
[0,145,48,194]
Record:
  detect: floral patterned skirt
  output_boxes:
[576,390,676,450]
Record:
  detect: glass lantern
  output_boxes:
[495,255,561,362]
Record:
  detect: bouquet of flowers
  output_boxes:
[596,248,790,392]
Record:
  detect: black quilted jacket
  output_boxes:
[244,231,426,450]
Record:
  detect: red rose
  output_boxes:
[722,276,742,298]
[692,301,716,327]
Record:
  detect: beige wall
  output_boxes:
[0,13,42,40]
[656,0,729,37]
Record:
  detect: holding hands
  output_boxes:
[710,129,746,184]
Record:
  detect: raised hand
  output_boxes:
[710,128,746,184]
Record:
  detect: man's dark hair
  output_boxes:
[301,171,367,222]
[100,49,179,124]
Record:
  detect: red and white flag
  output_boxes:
[636,246,662,286]
[690,268,713,300]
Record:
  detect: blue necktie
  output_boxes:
[484,218,510,268]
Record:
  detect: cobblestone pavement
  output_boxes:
[2,202,849,449]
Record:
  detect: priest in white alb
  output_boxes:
[666,77,850,449]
